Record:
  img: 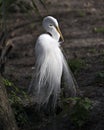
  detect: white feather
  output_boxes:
[29,16,77,108]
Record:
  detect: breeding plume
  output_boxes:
[29,16,77,108]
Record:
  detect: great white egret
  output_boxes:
[29,16,77,108]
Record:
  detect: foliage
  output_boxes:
[0,0,18,12]
[0,0,47,13]
[77,10,86,17]
[3,78,29,127]
[88,48,97,54]
[0,0,47,32]
[0,0,46,20]
[0,0,47,74]
[70,97,91,127]
[96,71,104,83]
[93,27,104,33]
[69,59,86,74]
[62,97,92,128]
[96,71,104,78]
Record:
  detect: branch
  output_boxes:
[0,40,13,75]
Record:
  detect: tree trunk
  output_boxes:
[0,75,18,130]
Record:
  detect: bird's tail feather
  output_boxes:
[28,50,78,108]
[62,56,78,97]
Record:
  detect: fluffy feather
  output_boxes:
[29,34,77,108]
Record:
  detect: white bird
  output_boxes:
[29,16,77,108]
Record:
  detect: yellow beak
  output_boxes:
[55,26,64,42]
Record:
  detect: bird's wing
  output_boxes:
[29,34,63,107]
[61,47,78,97]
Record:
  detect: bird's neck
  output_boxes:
[48,30,60,41]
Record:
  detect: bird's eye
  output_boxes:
[49,25,53,27]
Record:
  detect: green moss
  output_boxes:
[3,78,29,126]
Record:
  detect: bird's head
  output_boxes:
[42,16,64,42]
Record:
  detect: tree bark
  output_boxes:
[0,75,18,130]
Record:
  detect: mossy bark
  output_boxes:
[0,75,18,130]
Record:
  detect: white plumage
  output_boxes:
[29,16,77,108]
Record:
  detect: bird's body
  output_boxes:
[29,16,77,108]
